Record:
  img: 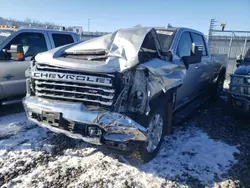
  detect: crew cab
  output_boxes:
[228,47,250,113]
[23,27,227,162]
[0,26,80,105]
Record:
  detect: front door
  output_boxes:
[0,32,48,98]
[175,32,203,110]
[190,32,211,89]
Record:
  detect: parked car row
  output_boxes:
[0,25,247,162]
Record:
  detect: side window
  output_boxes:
[5,32,47,57]
[52,34,74,47]
[138,32,158,63]
[177,32,192,58]
[190,33,207,56]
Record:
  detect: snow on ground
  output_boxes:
[0,113,34,139]
[143,125,239,185]
[0,112,240,188]
[223,79,230,89]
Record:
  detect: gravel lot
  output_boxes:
[0,90,249,188]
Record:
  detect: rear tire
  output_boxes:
[211,73,225,101]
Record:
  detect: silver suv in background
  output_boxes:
[0,26,80,105]
[24,27,227,162]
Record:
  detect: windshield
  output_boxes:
[0,29,14,45]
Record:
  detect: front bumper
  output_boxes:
[23,96,147,151]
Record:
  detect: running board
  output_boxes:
[2,99,23,105]
[173,95,210,125]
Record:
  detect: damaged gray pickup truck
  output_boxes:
[23,27,227,162]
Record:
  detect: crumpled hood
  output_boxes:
[234,65,250,75]
[35,27,153,73]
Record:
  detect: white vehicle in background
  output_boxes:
[0,25,80,105]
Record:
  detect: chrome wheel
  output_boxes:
[146,114,163,153]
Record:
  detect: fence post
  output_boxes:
[228,34,233,58]
[242,37,248,56]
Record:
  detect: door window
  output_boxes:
[5,32,47,57]
[190,33,207,56]
[52,34,74,47]
[177,32,192,58]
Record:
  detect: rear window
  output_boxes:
[52,34,74,47]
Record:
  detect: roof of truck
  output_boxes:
[0,28,17,31]
[0,27,77,35]
[155,27,204,35]
[18,28,77,34]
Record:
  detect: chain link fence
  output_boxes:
[208,30,250,75]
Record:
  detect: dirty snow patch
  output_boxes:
[0,113,34,138]
[143,125,239,185]
[0,112,240,187]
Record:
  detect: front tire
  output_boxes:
[133,104,168,163]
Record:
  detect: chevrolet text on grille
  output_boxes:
[32,71,112,86]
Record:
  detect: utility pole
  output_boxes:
[208,19,217,39]
[207,18,218,45]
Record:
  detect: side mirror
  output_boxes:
[182,43,202,69]
[7,44,25,61]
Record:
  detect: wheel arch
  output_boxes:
[213,67,226,84]
[219,67,226,78]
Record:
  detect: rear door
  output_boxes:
[0,31,49,98]
[175,32,203,109]
[47,32,76,48]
